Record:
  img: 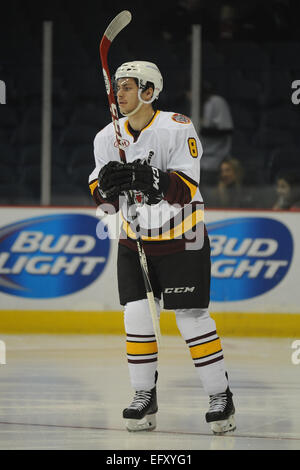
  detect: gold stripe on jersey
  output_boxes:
[172,171,198,199]
[121,206,204,242]
[126,340,158,356]
[124,121,132,137]
[143,110,160,130]
[89,179,98,195]
[189,338,222,360]
[124,110,160,137]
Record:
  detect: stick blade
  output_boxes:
[103,10,132,42]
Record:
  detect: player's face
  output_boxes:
[116,78,139,114]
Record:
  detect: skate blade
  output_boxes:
[210,414,236,435]
[125,413,156,432]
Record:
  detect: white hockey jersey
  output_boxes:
[89,110,204,251]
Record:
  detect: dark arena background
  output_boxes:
[0,0,300,452]
[1,0,300,206]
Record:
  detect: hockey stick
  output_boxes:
[99,10,162,346]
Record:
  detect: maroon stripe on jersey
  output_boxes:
[174,171,198,188]
[122,201,203,239]
[186,331,217,344]
[194,355,224,367]
[163,173,192,206]
[119,201,206,256]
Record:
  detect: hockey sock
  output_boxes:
[175,308,228,395]
[124,299,160,391]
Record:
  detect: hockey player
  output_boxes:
[88,61,235,435]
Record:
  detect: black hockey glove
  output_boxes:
[97,161,125,201]
[112,160,170,204]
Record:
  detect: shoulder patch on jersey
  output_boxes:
[171,113,191,124]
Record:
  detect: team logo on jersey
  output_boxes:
[171,113,191,124]
[114,138,130,149]
[207,217,293,301]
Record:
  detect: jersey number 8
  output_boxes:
[188,138,198,158]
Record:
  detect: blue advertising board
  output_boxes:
[0,213,110,298]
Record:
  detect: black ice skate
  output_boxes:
[123,372,158,432]
[205,387,236,435]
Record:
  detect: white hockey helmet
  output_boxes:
[115,61,163,103]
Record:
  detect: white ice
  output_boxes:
[0,334,299,450]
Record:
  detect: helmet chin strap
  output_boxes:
[120,101,143,117]
[120,88,156,117]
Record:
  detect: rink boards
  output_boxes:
[0,206,299,336]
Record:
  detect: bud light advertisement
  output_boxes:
[207,217,293,301]
[0,214,110,298]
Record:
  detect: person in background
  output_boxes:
[204,157,254,208]
[200,81,234,186]
[272,170,300,210]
